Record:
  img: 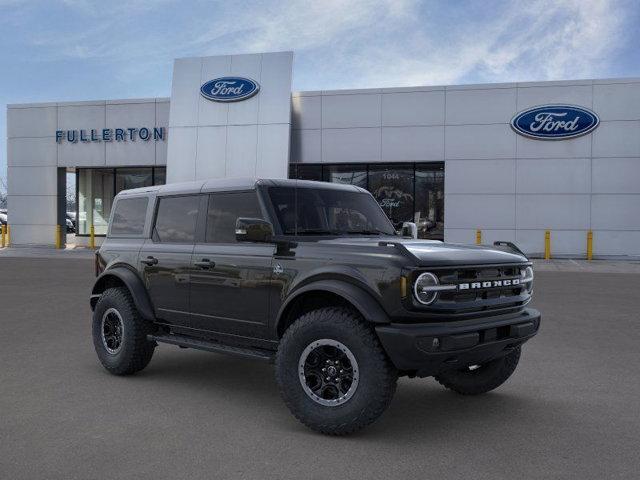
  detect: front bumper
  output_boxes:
[375,308,541,377]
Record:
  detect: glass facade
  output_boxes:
[289,162,444,239]
[77,167,166,235]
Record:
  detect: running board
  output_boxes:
[148,333,275,363]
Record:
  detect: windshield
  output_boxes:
[268,186,396,236]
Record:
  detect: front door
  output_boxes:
[139,194,200,326]
[188,191,274,340]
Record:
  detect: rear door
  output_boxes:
[139,194,200,326]
[189,191,274,339]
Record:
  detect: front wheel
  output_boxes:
[435,347,521,395]
[275,307,397,436]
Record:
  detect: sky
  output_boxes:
[1,0,639,190]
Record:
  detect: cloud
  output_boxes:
[7,0,634,89]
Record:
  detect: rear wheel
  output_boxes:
[276,307,397,435]
[435,347,521,395]
[92,287,155,375]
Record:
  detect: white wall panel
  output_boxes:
[445,194,515,229]
[381,91,444,126]
[516,134,591,159]
[515,229,587,256]
[516,85,592,111]
[591,195,640,230]
[225,125,257,177]
[106,102,155,127]
[516,194,590,230]
[592,121,640,157]
[7,137,57,167]
[259,51,294,124]
[381,126,444,161]
[169,57,202,127]
[592,231,640,256]
[106,138,155,166]
[197,55,231,127]
[6,224,56,246]
[322,128,380,163]
[256,124,290,178]
[8,166,58,196]
[592,158,640,193]
[593,82,640,121]
[291,129,321,163]
[57,141,105,167]
[227,54,261,126]
[445,124,515,159]
[445,159,515,194]
[446,88,516,125]
[195,126,227,179]
[292,95,321,130]
[166,127,197,183]
[7,106,57,138]
[58,104,105,132]
[516,158,591,194]
[7,195,57,225]
[155,101,170,165]
[322,94,381,128]
[445,228,516,244]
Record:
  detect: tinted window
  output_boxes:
[206,192,263,243]
[323,164,367,188]
[268,187,395,236]
[368,164,414,229]
[110,197,148,236]
[154,195,200,243]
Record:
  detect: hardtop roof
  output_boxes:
[116,177,367,197]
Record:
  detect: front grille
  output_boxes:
[416,264,531,317]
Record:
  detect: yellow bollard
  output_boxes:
[587,230,593,261]
[475,229,482,245]
[1,224,5,248]
[6,224,10,246]
[89,224,95,249]
[544,230,551,260]
[55,225,62,249]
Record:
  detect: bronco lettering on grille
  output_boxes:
[458,278,521,290]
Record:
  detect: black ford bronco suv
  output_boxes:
[91,178,540,435]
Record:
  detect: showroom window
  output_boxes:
[76,167,166,236]
[289,162,445,240]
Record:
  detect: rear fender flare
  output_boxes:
[91,267,155,321]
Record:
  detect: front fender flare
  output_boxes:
[91,267,155,321]
[276,279,390,333]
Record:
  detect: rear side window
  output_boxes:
[110,197,148,236]
[153,195,200,243]
[206,192,263,243]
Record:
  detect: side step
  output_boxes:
[148,333,275,363]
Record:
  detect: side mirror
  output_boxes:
[401,222,418,239]
[235,217,274,243]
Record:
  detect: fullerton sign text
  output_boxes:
[55,127,165,144]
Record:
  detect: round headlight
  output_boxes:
[521,266,534,292]
[413,272,439,305]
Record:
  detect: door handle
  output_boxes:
[194,258,215,269]
[141,256,158,266]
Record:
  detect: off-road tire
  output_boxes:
[275,307,397,435]
[92,287,155,375]
[435,347,521,395]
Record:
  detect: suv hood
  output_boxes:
[315,236,528,266]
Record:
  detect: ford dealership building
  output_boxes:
[6,51,640,257]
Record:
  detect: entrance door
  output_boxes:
[415,163,444,240]
[189,191,274,340]
[139,194,200,326]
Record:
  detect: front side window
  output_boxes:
[268,187,395,236]
[206,192,263,243]
[110,197,148,236]
[153,195,200,243]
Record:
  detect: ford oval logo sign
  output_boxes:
[511,105,599,140]
[200,77,260,102]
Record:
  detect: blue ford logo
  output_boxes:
[511,105,599,140]
[200,77,260,102]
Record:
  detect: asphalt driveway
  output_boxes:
[1,256,639,479]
